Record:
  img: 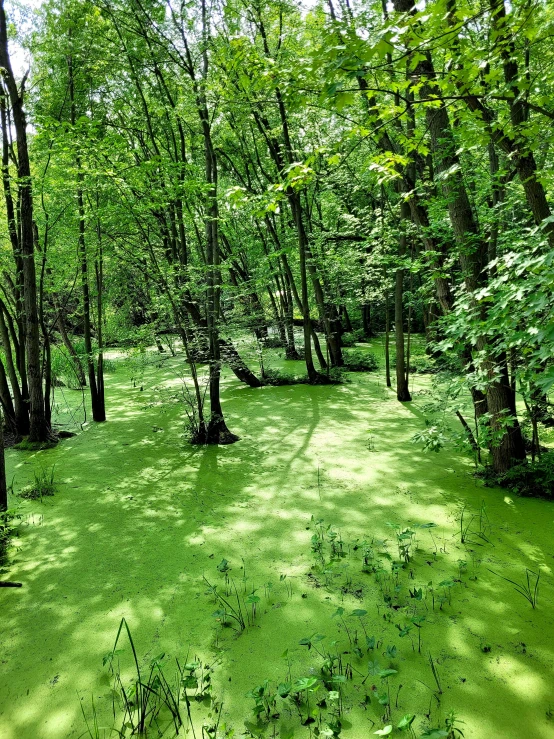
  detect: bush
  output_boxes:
[412,356,439,374]
[262,369,307,386]
[499,454,554,499]
[261,336,286,349]
[341,329,366,347]
[343,349,378,372]
[262,368,343,386]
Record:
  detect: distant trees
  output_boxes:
[0,0,549,470]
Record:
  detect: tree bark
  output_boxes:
[395,202,412,402]
[0,408,6,512]
[0,2,48,442]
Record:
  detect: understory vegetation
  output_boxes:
[0,0,553,736]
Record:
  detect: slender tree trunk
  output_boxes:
[94,203,106,420]
[0,303,27,434]
[395,202,412,402]
[385,292,391,388]
[362,303,373,338]
[0,2,48,442]
[68,51,104,422]
[0,408,6,512]
[0,359,15,433]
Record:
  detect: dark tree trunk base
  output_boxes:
[308,372,335,385]
[397,389,412,402]
[285,348,302,360]
[206,417,239,445]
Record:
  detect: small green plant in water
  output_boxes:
[19,466,56,500]
[204,577,246,631]
[488,567,540,609]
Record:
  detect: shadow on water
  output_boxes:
[0,350,553,738]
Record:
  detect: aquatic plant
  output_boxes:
[204,577,247,631]
[488,567,541,609]
[18,466,56,500]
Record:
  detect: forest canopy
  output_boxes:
[0,0,550,471]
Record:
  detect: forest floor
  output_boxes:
[1,339,553,739]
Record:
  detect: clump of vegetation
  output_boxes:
[488,567,541,609]
[19,467,56,501]
[340,329,366,347]
[411,356,439,374]
[342,349,378,372]
[262,368,309,386]
[262,368,343,386]
[498,454,554,499]
[83,617,220,739]
[0,509,20,563]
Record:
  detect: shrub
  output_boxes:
[343,349,378,372]
[341,329,366,347]
[262,369,307,386]
[499,454,554,499]
[261,336,286,349]
[412,356,439,374]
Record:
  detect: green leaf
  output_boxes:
[397,714,415,730]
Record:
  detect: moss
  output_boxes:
[13,438,58,452]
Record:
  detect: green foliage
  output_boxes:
[499,454,554,499]
[0,509,20,562]
[342,349,378,372]
[340,330,366,347]
[19,467,56,501]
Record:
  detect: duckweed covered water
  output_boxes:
[1,345,553,739]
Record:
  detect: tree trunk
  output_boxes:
[385,293,391,388]
[395,202,412,402]
[0,408,6,512]
[68,51,104,422]
[0,303,28,434]
[219,339,262,388]
[0,2,48,442]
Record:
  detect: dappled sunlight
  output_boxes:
[1,349,553,738]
